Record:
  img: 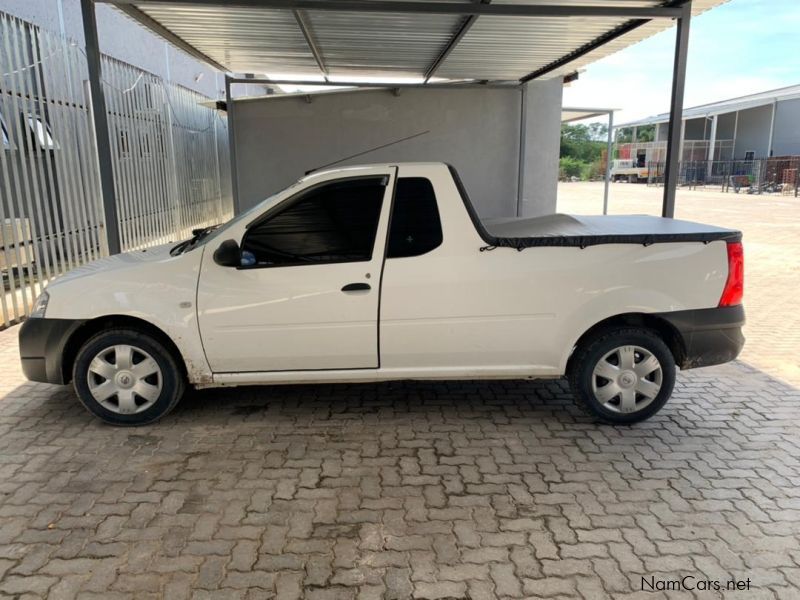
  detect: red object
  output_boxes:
[719,242,744,307]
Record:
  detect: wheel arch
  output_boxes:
[566,312,686,374]
[62,315,188,384]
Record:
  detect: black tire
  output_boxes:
[72,328,185,426]
[567,327,676,425]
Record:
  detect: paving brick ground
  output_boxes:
[0,184,798,599]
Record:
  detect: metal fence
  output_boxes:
[616,140,735,164]
[646,157,800,196]
[0,12,233,328]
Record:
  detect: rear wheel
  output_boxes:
[73,328,185,426]
[568,327,675,424]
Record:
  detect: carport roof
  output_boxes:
[102,0,727,84]
[562,106,617,123]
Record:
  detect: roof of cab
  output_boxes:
[301,162,446,182]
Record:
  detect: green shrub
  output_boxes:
[560,157,586,179]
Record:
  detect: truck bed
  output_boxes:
[480,214,742,248]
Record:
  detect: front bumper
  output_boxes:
[657,305,745,370]
[19,318,85,384]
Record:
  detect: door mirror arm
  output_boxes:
[213,239,242,267]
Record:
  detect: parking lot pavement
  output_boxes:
[1,324,799,599]
[0,184,799,599]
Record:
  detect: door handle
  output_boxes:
[341,283,371,292]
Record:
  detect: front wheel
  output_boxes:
[568,327,676,424]
[73,329,185,426]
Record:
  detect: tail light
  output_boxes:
[719,241,744,307]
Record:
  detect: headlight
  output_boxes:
[30,291,49,318]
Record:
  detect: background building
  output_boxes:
[612,85,800,192]
[617,84,800,161]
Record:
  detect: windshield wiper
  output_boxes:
[170,225,220,256]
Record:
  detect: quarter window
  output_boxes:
[387,177,443,258]
[241,177,386,267]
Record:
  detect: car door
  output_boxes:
[197,167,396,373]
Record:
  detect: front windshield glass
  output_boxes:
[196,179,305,248]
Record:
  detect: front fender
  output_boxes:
[43,248,211,384]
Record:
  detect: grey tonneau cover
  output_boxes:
[445,164,742,249]
[480,214,742,249]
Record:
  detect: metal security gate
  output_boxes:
[0,12,232,328]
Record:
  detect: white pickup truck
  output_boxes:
[19,163,744,426]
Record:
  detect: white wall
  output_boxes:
[519,78,563,218]
[230,83,562,219]
[772,98,800,157]
[733,104,773,159]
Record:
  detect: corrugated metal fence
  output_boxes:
[0,11,233,328]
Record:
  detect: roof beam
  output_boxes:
[100,0,683,20]
[114,4,228,71]
[229,76,518,89]
[423,19,476,83]
[423,0,489,83]
[293,9,328,80]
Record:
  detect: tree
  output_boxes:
[616,124,655,144]
[559,123,609,180]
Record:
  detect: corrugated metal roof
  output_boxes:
[306,11,465,78]
[126,0,728,82]
[139,5,320,74]
[618,83,800,128]
[437,16,631,80]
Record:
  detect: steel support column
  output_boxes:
[80,0,121,254]
[707,114,717,161]
[603,110,614,215]
[661,1,691,218]
[225,76,242,214]
[767,99,777,158]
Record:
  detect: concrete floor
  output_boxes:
[0,183,798,599]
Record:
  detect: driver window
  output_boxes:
[241,177,386,267]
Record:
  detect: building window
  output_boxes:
[117,130,131,158]
[139,132,152,158]
[744,151,755,161]
[142,81,158,109]
[387,177,443,259]
[241,177,386,267]
[24,114,57,150]
[1,114,10,148]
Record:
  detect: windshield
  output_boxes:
[176,179,305,254]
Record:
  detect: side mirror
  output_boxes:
[213,239,241,267]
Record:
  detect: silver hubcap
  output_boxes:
[591,345,662,414]
[87,345,162,415]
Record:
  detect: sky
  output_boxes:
[562,0,800,125]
